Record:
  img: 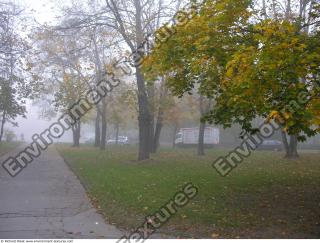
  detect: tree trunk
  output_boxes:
[282,132,299,159]
[115,123,119,145]
[152,111,164,153]
[0,111,6,143]
[198,121,206,156]
[151,79,167,153]
[281,131,290,154]
[100,98,107,150]
[136,68,152,160]
[173,124,178,148]
[148,83,155,152]
[92,30,105,149]
[94,109,101,147]
[72,121,81,147]
[134,0,152,160]
[107,0,152,160]
[198,95,206,156]
[285,0,291,19]
[288,135,299,159]
[272,0,278,19]
[262,0,267,19]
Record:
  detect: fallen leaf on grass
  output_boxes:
[211,233,219,238]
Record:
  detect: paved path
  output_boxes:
[0,146,124,239]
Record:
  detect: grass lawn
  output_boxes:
[57,145,320,238]
[0,142,20,156]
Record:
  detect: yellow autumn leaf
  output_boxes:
[283,112,291,120]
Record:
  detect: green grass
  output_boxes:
[0,142,20,156]
[57,145,320,238]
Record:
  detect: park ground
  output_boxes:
[57,145,320,239]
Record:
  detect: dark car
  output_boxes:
[258,140,283,151]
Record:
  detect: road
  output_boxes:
[0,145,124,239]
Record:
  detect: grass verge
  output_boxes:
[0,142,21,157]
[57,145,320,238]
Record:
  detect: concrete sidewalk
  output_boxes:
[0,146,124,239]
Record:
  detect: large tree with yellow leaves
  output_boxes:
[211,20,320,158]
[144,0,320,158]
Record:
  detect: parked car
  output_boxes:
[258,140,283,151]
[107,136,129,145]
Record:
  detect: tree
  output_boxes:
[52,4,123,150]
[29,25,92,147]
[103,0,176,159]
[210,3,320,159]
[145,0,320,159]
[0,1,29,142]
[54,72,88,147]
[0,80,25,142]
[64,0,180,159]
[151,78,169,152]
[144,0,251,154]
[106,82,137,144]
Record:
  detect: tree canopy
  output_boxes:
[144,0,320,158]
